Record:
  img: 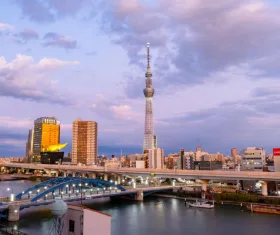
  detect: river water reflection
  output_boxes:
[0,180,279,235]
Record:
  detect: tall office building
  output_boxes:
[143,43,155,151]
[72,119,98,165]
[25,129,34,156]
[32,117,60,156]
[231,148,238,163]
[25,129,34,163]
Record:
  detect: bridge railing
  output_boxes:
[0,224,28,235]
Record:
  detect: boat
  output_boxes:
[246,204,280,215]
[188,200,214,209]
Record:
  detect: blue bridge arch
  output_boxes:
[16,177,126,202]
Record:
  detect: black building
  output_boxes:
[40,152,64,164]
[194,161,222,170]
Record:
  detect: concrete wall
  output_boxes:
[136,160,145,169]
[83,208,111,235]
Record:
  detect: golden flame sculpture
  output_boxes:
[44,143,68,152]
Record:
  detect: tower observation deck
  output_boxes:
[143,43,155,151]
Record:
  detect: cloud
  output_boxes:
[13,28,39,43]
[91,94,142,121]
[37,58,79,69]
[0,116,32,129]
[43,32,77,49]
[0,138,26,148]
[0,54,79,104]
[14,0,55,23]
[48,0,89,16]
[13,0,90,23]
[0,22,15,33]
[85,51,97,56]
[154,88,280,153]
[90,0,280,98]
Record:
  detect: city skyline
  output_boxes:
[2,0,280,156]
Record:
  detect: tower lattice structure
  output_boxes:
[143,43,155,151]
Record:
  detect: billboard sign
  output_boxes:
[273,148,280,156]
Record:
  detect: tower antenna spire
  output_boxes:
[147,42,150,68]
[143,42,154,152]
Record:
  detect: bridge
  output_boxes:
[1,163,280,181]
[0,177,175,221]
[1,163,280,196]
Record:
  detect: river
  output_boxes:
[0,180,279,235]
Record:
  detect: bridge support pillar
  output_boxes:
[81,172,86,178]
[104,173,108,181]
[134,190,144,201]
[260,181,268,196]
[8,203,20,222]
[91,173,96,179]
[117,175,121,184]
[200,180,209,199]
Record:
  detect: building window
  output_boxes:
[69,220,75,232]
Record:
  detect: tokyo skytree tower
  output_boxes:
[143,43,155,151]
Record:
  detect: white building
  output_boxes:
[240,147,266,171]
[148,148,164,169]
[64,204,111,235]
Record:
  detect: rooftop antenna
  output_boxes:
[48,199,68,235]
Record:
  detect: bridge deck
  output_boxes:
[1,163,280,181]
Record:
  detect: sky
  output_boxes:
[1,0,280,157]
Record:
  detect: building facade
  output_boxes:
[32,117,60,156]
[25,129,34,163]
[273,148,280,172]
[183,152,195,170]
[194,161,223,170]
[72,119,98,165]
[231,148,238,163]
[240,147,266,171]
[63,204,111,235]
[153,135,157,149]
[147,148,164,169]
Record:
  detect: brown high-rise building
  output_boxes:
[72,119,98,165]
[231,148,238,162]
